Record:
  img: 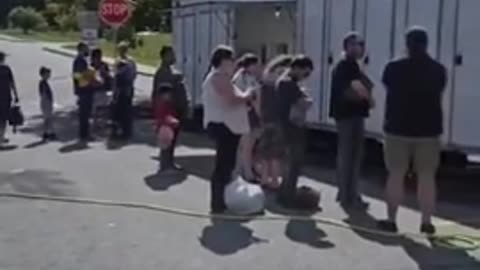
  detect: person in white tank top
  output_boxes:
[202,45,254,213]
[231,53,262,182]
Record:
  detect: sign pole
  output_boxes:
[98,0,132,131]
[112,26,119,102]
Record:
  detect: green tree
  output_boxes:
[8,6,47,33]
[131,0,170,31]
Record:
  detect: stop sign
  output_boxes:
[99,0,131,28]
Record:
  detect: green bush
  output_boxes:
[56,12,78,32]
[104,25,136,47]
[42,2,61,29]
[8,6,47,34]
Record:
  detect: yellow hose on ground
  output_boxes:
[0,192,478,251]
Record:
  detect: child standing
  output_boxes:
[39,66,56,140]
[153,83,180,171]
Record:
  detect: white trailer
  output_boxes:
[173,0,480,156]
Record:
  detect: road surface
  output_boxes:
[0,38,479,270]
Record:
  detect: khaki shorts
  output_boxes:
[384,135,441,174]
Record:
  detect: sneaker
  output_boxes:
[377,220,399,233]
[48,133,58,140]
[420,223,436,235]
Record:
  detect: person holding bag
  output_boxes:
[202,45,254,214]
[329,32,374,210]
[0,51,19,145]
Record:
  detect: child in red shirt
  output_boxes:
[153,83,179,151]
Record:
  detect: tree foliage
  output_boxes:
[131,0,170,31]
[8,6,47,33]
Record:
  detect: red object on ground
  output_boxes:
[98,0,132,28]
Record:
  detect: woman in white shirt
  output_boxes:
[231,53,262,182]
[202,45,254,213]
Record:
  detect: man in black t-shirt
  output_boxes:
[330,33,374,210]
[378,27,447,235]
[276,55,314,208]
[72,42,95,141]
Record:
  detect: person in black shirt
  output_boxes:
[72,42,95,142]
[378,27,447,235]
[112,42,137,140]
[276,55,314,208]
[0,51,19,144]
[39,66,56,140]
[329,32,374,209]
[152,46,190,171]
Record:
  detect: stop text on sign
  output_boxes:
[101,3,129,17]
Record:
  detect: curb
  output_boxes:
[0,36,29,43]
[42,46,155,77]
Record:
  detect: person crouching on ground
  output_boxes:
[153,83,180,170]
[38,66,56,141]
[232,53,262,182]
[256,55,293,189]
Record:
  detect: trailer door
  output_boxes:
[450,0,480,149]
[392,0,441,58]
[299,0,327,123]
[179,12,196,106]
[353,0,394,136]
[324,0,356,125]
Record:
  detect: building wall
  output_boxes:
[234,4,296,63]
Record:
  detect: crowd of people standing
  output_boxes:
[0,25,446,235]
[201,26,446,235]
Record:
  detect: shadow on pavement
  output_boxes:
[20,108,213,151]
[24,140,48,149]
[285,219,335,249]
[0,144,19,151]
[144,171,188,191]
[199,219,268,256]
[343,209,480,269]
[176,154,214,181]
[0,169,78,197]
[20,110,78,143]
[58,141,89,153]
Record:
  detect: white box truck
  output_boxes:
[172,0,480,162]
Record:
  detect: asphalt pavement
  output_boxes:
[0,38,479,270]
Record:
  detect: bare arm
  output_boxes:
[351,80,370,100]
[212,73,251,105]
[9,68,19,102]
